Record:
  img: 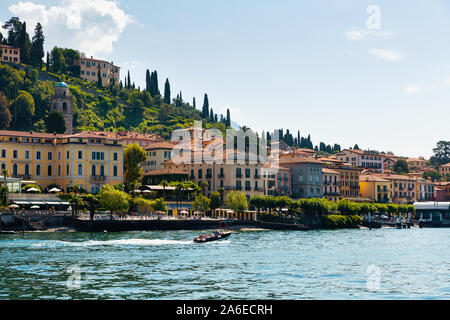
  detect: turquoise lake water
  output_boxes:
[0,228,449,300]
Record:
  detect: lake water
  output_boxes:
[0,228,449,300]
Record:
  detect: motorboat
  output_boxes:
[194,230,232,243]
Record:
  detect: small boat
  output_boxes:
[194,230,232,243]
[0,231,18,235]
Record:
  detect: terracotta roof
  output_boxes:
[441,163,450,167]
[0,130,63,139]
[64,131,122,140]
[359,175,390,183]
[279,157,324,165]
[376,174,418,181]
[145,141,178,150]
[322,168,339,174]
[143,168,188,176]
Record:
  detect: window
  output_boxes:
[81,70,85,75]
[67,151,70,159]
[91,165,96,176]
[48,152,53,160]
[113,153,118,161]
[25,151,30,159]
[58,152,61,160]
[113,165,118,177]
[47,165,52,176]
[78,164,83,176]
[66,164,69,175]
[36,164,41,176]
[1,150,5,158]
[100,165,105,176]
[198,169,203,179]
[78,151,83,159]
[13,150,18,159]
[24,164,29,176]
[12,164,18,176]
[58,165,61,176]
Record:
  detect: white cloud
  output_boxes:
[345,29,392,41]
[369,49,405,62]
[404,83,422,94]
[8,0,134,56]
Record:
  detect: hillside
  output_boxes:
[0,62,229,139]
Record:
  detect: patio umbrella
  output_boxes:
[180,210,188,214]
[142,190,152,194]
[48,188,62,193]
[26,187,40,193]
[30,205,40,209]
[133,190,142,193]
[8,204,19,209]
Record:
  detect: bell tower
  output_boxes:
[51,82,73,134]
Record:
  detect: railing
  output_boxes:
[90,175,107,181]
[236,173,242,178]
[254,174,261,179]
[245,187,252,191]
[206,174,212,179]
[218,173,225,178]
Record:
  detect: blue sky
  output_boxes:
[1,0,450,158]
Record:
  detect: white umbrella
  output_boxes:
[30,205,40,209]
[9,204,19,209]
[180,210,188,214]
[49,187,62,193]
[26,187,40,193]
[142,190,152,193]
[133,190,142,193]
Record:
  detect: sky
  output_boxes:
[1,0,450,158]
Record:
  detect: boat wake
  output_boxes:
[27,239,194,248]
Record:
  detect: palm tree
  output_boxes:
[175,184,184,210]
[160,180,168,201]
[2,169,9,206]
[217,187,225,208]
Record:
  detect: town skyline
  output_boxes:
[1,0,450,158]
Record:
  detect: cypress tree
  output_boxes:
[193,97,196,108]
[214,114,218,123]
[45,51,50,71]
[97,65,102,88]
[226,108,231,127]
[164,78,171,104]
[209,108,214,122]
[145,69,151,92]
[202,94,209,118]
[18,22,31,64]
[30,23,45,69]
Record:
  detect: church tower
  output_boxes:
[51,82,73,134]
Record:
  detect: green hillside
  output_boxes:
[0,62,229,139]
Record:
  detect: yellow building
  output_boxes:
[0,44,20,63]
[359,175,392,203]
[0,130,124,193]
[79,56,120,87]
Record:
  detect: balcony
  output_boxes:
[245,186,252,191]
[90,175,107,181]
[12,174,32,180]
[236,186,242,191]
[236,173,242,178]
[254,174,261,179]
[218,173,225,179]
[206,174,212,179]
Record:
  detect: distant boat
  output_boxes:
[0,231,18,235]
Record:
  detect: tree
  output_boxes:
[0,92,12,130]
[50,47,65,74]
[393,159,409,174]
[226,108,231,127]
[18,22,31,64]
[97,64,103,88]
[225,191,248,214]
[160,180,169,201]
[430,141,450,166]
[164,78,171,104]
[3,17,22,47]
[124,143,147,183]
[9,90,35,130]
[354,144,360,150]
[209,192,221,210]
[45,110,66,134]
[192,194,211,215]
[98,185,130,220]
[82,194,99,221]
[145,69,151,92]
[30,23,45,68]
[202,94,209,118]
[423,171,442,182]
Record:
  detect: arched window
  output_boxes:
[13,164,18,176]
[36,164,41,176]
[62,102,67,112]
[91,165,96,176]
[24,164,29,176]
[100,165,105,177]
[1,163,5,170]
[47,165,52,176]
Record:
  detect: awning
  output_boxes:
[30,201,46,205]
[14,201,30,205]
[44,202,63,205]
